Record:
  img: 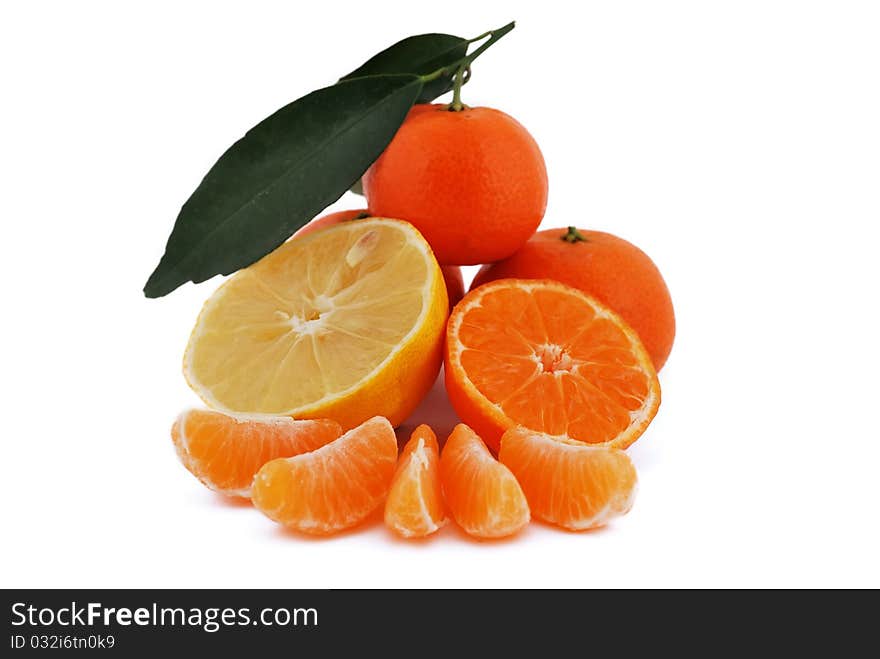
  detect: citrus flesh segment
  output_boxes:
[251,416,398,535]
[445,279,660,452]
[499,427,638,531]
[384,424,447,538]
[171,409,341,498]
[439,424,530,539]
[184,218,448,429]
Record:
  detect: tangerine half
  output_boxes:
[472,227,675,370]
[445,279,660,452]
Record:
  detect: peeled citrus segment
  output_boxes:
[184,218,448,429]
[384,424,447,538]
[251,416,398,535]
[445,278,660,452]
[439,424,530,539]
[499,427,638,531]
[171,409,341,498]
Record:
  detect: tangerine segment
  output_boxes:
[439,424,529,539]
[499,427,638,531]
[445,279,660,452]
[184,218,448,429]
[251,416,398,535]
[384,425,447,538]
[171,409,341,498]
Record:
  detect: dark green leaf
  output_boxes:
[341,33,468,103]
[143,74,422,298]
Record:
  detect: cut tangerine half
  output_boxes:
[439,424,530,539]
[500,427,638,531]
[251,416,397,535]
[445,279,660,452]
[171,409,341,498]
[384,424,447,538]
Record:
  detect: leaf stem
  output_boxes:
[419,21,516,83]
[462,21,515,66]
[466,29,494,44]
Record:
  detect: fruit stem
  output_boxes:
[448,64,467,112]
[562,226,588,243]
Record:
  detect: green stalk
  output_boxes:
[420,21,516,84]
[561,226,588,243]
[448,63,467,111]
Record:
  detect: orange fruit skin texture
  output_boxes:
[384,424,447,538]
[171,410,341,498]
[500,427,637,531]
[295,208,465,307]
[363,104,549,266]
[471,228,675,371]
[445,279,660,453]
[439,424,530,539]
[251,416,398,535]
[440,262,465,309]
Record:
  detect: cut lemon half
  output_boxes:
[184,218,448,429]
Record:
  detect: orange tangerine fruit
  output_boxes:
[500,427,638,531]
[251,416,397,535]
[364,104,548,265]
[439,424,530,539]
[440,264,465,308]
[384,424,447,538]
[445,279,660,452]
[171,409,341,498]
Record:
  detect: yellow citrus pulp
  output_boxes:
[184,218,448,429]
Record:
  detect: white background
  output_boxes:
[2,1,879,588]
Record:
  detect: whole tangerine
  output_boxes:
[363,104,548,265]
[471,227,675,370]
[295,208,465,307]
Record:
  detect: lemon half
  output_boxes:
[184,218,448,429]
